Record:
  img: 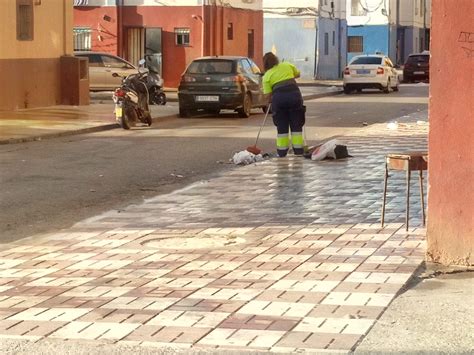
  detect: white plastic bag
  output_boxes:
[232,150,263,165]
[311,139,341,161]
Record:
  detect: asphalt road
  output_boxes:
[0,84,429,242]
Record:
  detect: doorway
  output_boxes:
[126,27,162,75]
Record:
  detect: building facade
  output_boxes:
[0,0,74,110]
[428,0,473,266]
[346,0,431,65]
[73,0,263,88]
[397,0,430,64]
[263,0,347,80]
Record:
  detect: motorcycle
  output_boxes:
[144,53,166,105]
[145,71,167,106]
[112,63,152,130]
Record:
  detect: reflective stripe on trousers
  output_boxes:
[291,131,304,149]
[277,134,290,155]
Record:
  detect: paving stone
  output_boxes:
[0,112,429,352]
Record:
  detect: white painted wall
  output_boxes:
[399,0,427,28]
[263,0,346,20]
[346,0,392,26]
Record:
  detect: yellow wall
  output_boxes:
[0,0,73,60]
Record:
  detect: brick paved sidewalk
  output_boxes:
[0,112,428,353]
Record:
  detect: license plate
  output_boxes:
[195,95,219,102]
[356,69,370,74]
[115,107,122,117]
[414,71,425,75]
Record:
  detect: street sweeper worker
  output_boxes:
[262,52,305,158]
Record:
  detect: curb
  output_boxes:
[0,123,119,145]
[1,90,341,145]
[302,89,343,101]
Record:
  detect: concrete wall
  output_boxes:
[316,17,347,79]
[347,25,389,62]
[427,0,473,265]
[0,0,73,110]
[263,17,316,79]
[346,0,391,26]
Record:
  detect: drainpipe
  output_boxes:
[337,17,342,78]
[116,0,123,56]
[396,0,400,63]
[422,0,427,50]
[314,17,319,79]
[201,1,205,56]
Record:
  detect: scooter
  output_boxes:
[144,54,166,105]
[145,71,167,106]
[112,64,152,130]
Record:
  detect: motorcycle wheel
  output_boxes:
[150,88,166,106]
[145,113,152,126]
[121,107,135,130]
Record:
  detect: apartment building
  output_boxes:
[263,0,347,80]
[74,0,263,87]
[0,0,75,110]
[347,0,431,65]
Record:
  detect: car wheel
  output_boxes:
[237,93,252,118]
[343,87,352,95]
[262,105,272,114]
[179,106,190,118]
[383,79,391,94]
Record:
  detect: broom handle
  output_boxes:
[255,104,272,146]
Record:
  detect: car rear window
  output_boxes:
[406,55,429,64]
[187,60,234,74]
[350,57,383,65]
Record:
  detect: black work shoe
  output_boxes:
[293,148,304,156]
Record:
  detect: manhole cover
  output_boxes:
[141,234,246,249]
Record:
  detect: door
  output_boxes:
[239,59,261,106]
[126,27,145,67]
[145,28,163,76]
[101,54,137,89]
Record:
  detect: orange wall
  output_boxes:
[74,7,119,55]
[427,0,474,265]
[74,6,264,88]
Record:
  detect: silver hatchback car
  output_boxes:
[75,51,138,91]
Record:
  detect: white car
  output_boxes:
[343,54,399,94]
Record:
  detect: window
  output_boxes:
[350,56,383,65]
[17,0,34,41]
[187,60,234,74]
[248,59,261,74]
[175,28,190,46]
[240,59,253,74]
[248,29,255,58]
[332,31,336,46]
[227,23,233,40]
[347,36,363,53]
[351,0,366,16]
[324,33,329,55]
[77,54,103,67]
[101,55,133,69]
[73,27,92,51]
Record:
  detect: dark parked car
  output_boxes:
[178,56,268,118]
[403,52,430,83]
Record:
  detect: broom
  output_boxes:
[246,104,272,155]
